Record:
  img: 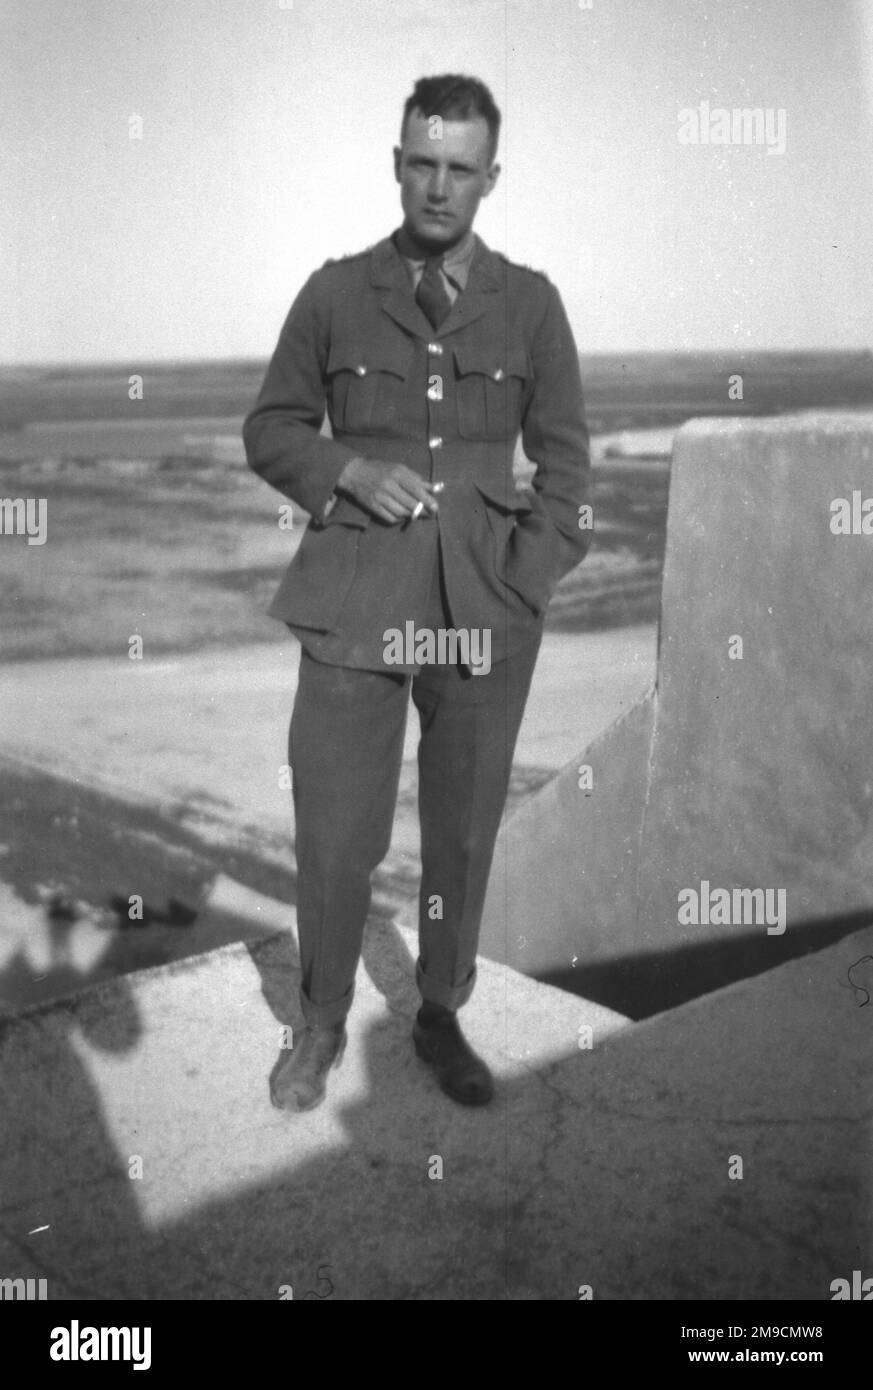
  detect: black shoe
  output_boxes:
[413,1008,494,1106]
[270,1023,347,1113]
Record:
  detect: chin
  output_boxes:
[415,222,464,249]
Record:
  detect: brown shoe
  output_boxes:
[270,1024,347,1113]
[413,1009,494,1106]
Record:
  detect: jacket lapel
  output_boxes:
[370,236,431,338]
[369,234,505,340]
[438,238,504,338]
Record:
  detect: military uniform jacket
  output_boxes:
[243,233,591,669]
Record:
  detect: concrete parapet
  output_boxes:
[480,414,873,992]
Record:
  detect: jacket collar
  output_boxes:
[369,232,504,338]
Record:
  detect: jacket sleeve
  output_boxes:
[522,281,592,566]
[242,269,360,523]
[502,281,591,615]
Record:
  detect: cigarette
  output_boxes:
[410,483,445,522]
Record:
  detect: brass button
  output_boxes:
[428,342,443,355]
[493,367,505,381]
[355,364,367,376]
[429,435,443,450]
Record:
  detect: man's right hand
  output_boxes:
[336,457,440,525]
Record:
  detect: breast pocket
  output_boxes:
[453,344,531,440]
[327,339,412,436]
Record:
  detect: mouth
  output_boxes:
[422,209,452,222]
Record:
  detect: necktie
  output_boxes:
[416,256,452,329]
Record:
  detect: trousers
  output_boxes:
[288,536,541,1027]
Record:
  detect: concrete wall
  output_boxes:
[480,690,654,977]
[480,413,873,979]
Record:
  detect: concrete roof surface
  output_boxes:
[1,906,868,1300]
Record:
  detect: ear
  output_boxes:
[393,145,402,183]
[482,162,501,198]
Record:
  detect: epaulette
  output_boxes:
[322,245,373,268]
[495,251,551,282]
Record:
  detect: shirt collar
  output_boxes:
[393,228,477,290]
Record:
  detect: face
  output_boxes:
[393,109,500,252]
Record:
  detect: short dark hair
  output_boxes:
[401,74,501,160]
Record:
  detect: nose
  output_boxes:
[428,167,449,201]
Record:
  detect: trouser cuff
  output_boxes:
[300,979,355,1029]
[416,958,477,1012]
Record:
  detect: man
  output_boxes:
[244,74,591,1111]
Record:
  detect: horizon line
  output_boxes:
[2,346,871,373]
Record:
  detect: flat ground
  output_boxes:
[0,436,669,661]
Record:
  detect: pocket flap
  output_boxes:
[474,478,535,514]
[327,339,412,379]
[453,343,531,380]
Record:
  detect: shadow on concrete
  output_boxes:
[0,943,146,1298]
[3,909,866,1299]
[4,917,540,1299]
[0,757,445,1003]
[540,907,873,1020]
[0,752,554,1014]
[0,756,297,921]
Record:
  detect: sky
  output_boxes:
[1,0,872,363]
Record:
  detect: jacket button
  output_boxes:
[355,364,367,376]
[428,342,443,355]
[429,435,443,450]
[492,367,505,381]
